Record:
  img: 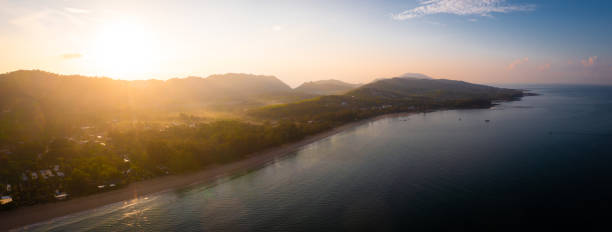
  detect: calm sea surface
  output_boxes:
[19,85,612,231]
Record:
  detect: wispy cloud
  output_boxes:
[62,53,83,59]
[7,4,92,33]
[507,57,529,70]
[538,63,551,71]
[64,7,90,14]
[392,0,535,20]
[581,56,598,67]
[425,20,446,26]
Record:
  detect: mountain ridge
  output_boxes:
[294,79,360,95]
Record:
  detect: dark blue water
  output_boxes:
[19,85,612,231]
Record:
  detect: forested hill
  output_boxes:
[348,77,523,101]
[0,70,307,143]
[0,70,303,118]
[294,79,360,95]
[0,70,295,112]
[250,77,527,122]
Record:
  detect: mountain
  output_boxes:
[294,79,360,95]
[0,70,308,142]
[0,70,297,111]
[166,73,292,100]
[161,73,297,109]
[398,73,433,79]
[348,77,522,101]
[251,77,526,121]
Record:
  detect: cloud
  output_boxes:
[425,20,446,26]
[9,9,52,31]
[507,57,529,70]
[538,63,551,71]
[64,7,90,14]
[392,0,536,20]
[62,53,83,59]
[9,6,91,33]
[581,56,598,67]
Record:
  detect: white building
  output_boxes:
[0,196,12,205]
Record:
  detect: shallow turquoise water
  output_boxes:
[19,85,612,231]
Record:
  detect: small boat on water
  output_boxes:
[485,120,490,122]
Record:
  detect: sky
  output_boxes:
[1,0,611,86]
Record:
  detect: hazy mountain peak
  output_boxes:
[398,73,433,79]
[294,79,360,95]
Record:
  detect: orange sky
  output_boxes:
[1,0,610,86]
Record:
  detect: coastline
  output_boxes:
[0,112,414,231]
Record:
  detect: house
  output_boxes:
[53,165,60,172]
[39,170,48,179]
[21,173,28,181]
[44,169,54,177]
[0,196,12,205]
[54,190,68,200]
[6,184,10,192]
[30,172,38,180]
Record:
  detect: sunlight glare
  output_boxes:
[89,20,159,79]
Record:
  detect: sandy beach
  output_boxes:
[0,113,413,231]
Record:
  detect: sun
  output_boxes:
[89,20,159,79]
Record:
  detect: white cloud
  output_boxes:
[392,0,535,20]
[581,56,598,67]
[507,57,528,70]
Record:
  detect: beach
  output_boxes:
[0,113,413,231]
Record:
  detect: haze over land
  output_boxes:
[2,1,612,230]
[1,0,611,85]
[0,70,526,213]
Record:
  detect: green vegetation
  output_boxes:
[251,77,525,123]
[1,120,315,207]
[0,70,529,209]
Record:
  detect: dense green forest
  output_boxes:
[0,70,529,209]
[1,119,319,207]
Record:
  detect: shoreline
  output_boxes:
[0,112,415,231]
